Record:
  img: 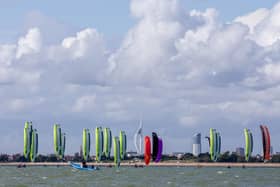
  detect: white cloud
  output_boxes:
[3,0,280,154]
[16,27,42,59]
[48,28,106,61]
[108,0,183,84]
[61,28,105,59]
[234,8,269,34]
[235,2,280,46]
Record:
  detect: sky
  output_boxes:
[1,0,280,156]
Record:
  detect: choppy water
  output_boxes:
[0,166,279,187]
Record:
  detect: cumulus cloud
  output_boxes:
[0,27,42,67]
[107,0,184,84]
[235,2,280,46]
[234,8,269,34]
[0,27,42,87]
[52,28,105,60]
[16,27,42,59]
[47,28,107,85]
[3,0,280,154]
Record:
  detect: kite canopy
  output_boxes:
[155,137,163,162]
[120,131,127,160]
[144,136,151,165]
[113,136,120,167]
[244,128,253,161]
[152,132,159,161]
[83,129,91,161]
[260,125,271,161]
[209,128,221,161]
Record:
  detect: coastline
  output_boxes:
[1,162,280,168]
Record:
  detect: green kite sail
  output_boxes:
[103,128,112,158]
[53,124,61,157]
[95,127,103,161]
[30,129,38,162]
[23,121,32,159]
[53,124,66,159]
[119,131,127,160]
[209,128,215,161]
[244,128,253,161]
[209,128,221,161]
[82,129,90,161]
[24,121,38,162]
[113,136,120,167]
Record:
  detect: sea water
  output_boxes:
[0,166,279,186]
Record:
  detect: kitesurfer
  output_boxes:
[81,161,88,168]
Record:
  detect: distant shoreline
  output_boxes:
[1,162,280,168]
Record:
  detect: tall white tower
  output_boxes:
[134,120,143,154]
[192,133,201,156]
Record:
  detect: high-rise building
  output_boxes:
[236,147,245,157]
[192,133,201,156]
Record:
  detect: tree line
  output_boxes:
[1,152,280,162]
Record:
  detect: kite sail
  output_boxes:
[155,137,163,162]
[95,127,103,161]
[24,121,38,162]
[144,136,151,165]
[209,128,215,161]
[209,128,221,161]
[244,128,253,161]
[53,124,61,156]
[113,136,120,167]
[152,132,159,161]
[30,129,38,162]
[260,125,271,161]
[53,124,66,159]
[120,131,127,160]
[23,121,32,159]
[103,128,112,158]
[82,129,91,161]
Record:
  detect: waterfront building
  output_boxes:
[236,147,245,157]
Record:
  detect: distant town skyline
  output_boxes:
[1,0,280,155]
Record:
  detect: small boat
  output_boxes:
[70,162,99,171]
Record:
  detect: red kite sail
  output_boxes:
[260,125,271,161]
[144,136,151,165]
